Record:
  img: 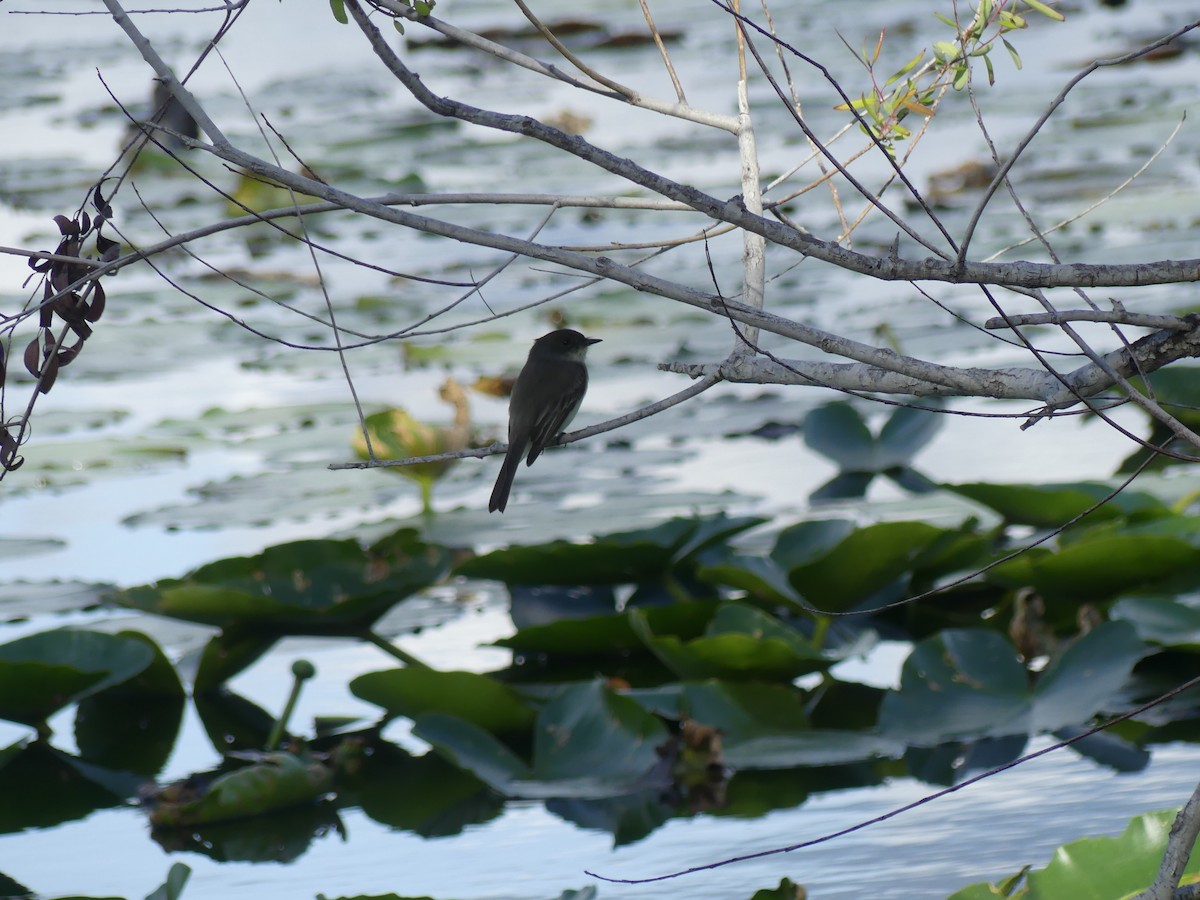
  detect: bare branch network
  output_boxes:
[5,0,1200,477]
[6,0,1200,894]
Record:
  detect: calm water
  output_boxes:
[3,0,1200,897]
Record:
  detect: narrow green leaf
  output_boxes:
[886,50,927,86]
[933,40,961,63]
[328,0,348,24]
[1002,37,1023,69]
[1021,0,1065,22]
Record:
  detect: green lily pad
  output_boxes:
[414,680,668,799]
[146,863,191,900]
[989,533,1200,602]
[946,481,1168,528]
[769,519,855,571]
[531,680,667,784]
[804,400,943,472]
[114,531,449,632]
[74,631,186,775]
[495,599,718,656]
[803,402,877,471]
[726,730,903,769]
[785,520,946,612]
[351,668,536,735]
[146,751,334,827]
[696,554,806,610]
[627,680,900,766]
[456,514,763,586]
[948,807,1200,899]
[630,603,829,681]
[878,622,1144,746]
[0,629,156,728]
[1111,594,1200,648]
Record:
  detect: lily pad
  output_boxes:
[146,751,334,827]
[114,530,449,632]
[696,554,806,610]
[785,520,946,612]
[878,622,1144,746]
[0,628,156,728]
[1111,594,1200,648]
[948,807,1200,899]
[414,680,668,799]
[989,532,1200,603]
[351,668,536,736]
[946,481,1168,528]
[630,603,830,681]
[456,514,763,586]
[804,400,943,472]
[495,599,718,656]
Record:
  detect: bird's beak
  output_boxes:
[586,337,602,345]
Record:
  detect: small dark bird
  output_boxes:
[488,328,601,513]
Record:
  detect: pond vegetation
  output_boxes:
[5,0,1200,897]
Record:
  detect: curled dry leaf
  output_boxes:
[23,336,42,378]
[0,427,23,472]
[86,283,105,323]
[97,234,120,263]
[56,345,80,368]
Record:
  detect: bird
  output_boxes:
[488,328,601,513]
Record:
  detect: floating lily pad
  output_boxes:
[784,520,946,613]
[696,554,806,610]
[414,680,668,799]
[114,531,449,632]
[0,628,156,728]
[495,599,718,656]
[351,668,536,736]
[1111,594,1200,648]
[878,622,1144,746]
[456,514,762,586]
[989,531,1200,604]
[74,630,186,775]
[0,579,110,619]
[946,481,1169,528]
[630,603,830,681]
[146,751,334,827]
[949,807,1200,899]
[121,466,398,530]
[629,680,902,768]
[804,399,943,472]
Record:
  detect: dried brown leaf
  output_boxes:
[23,337,42,377]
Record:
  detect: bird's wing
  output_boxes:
[525,369,587,465]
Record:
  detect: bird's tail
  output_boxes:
[488,444,522,513]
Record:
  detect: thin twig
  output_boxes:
[328,374,722,470]
[986,311,1196,331]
